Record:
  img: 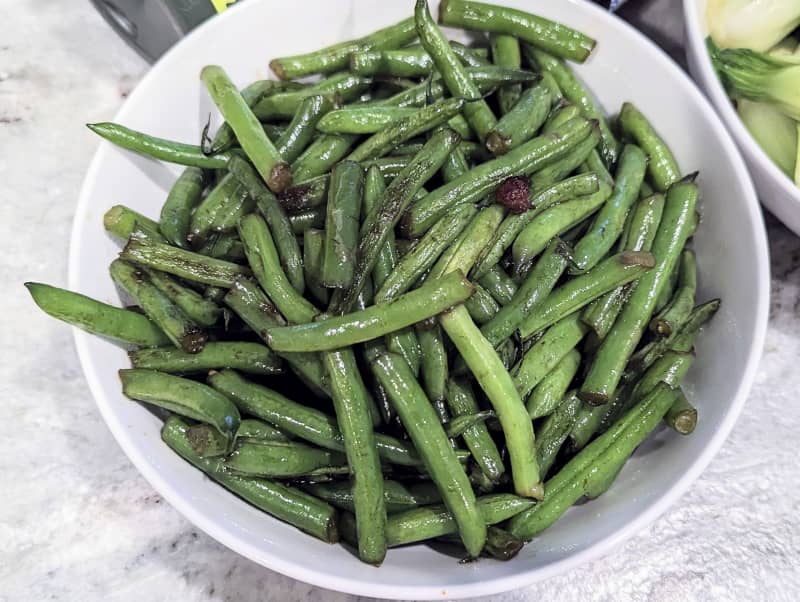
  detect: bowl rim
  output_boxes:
[682,0,800,207]
[68,0,770,598]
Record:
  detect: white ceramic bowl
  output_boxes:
[684,0,800,235]
[69,0,769,598]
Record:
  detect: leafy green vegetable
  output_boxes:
[737,99,798,176]
[707,0,800,52]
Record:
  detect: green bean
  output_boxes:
[332,128,462,314]
[416,0,498,142]
[290,134,358,183]
[490,34,523,115]
[269,18,417,79]
[275,94,333,164]
[542,104,581,134]
[303,229,329,306]
[440,144,470,183]
[103,205,165,243]
[184,423,230,458]
[445,377,504,482]
[579,178,697,405]
[464,284,501,324]
[525,47,618,166]
[375,204,476,303]
[129,342,281,376]
[362,156,412,182]
[471,173,600,280]
[162,417,338,543]
[664,388,697,435]
[402,116,593,237]
[536,392,582,477]
[480,526,524,561]
[86,122,240,169]
[514,311,589,401]
[122,232,250,287]
[370,352,486,557]
[188,175,241,240]
[439,0,595,63]
[323,349,387,564]
[439,304,542,499]
[509,383,678,540]
[225,439,347,478]
[654,258,680,314]
[528,126,601,190]
[140,269,219,328]
[238,214,318,325]
[278,175,329,213]
[570,145,648,272]
[428,206,505,282]
[619,102,680,193]
[579,147,614,187]
[253,73,371,120]
[361,167,394,291]
[320,161,363,289]
[201,66,291,193]
[486,79,554,155]
[512,182,612,274]
[120,369,239,437]
[195,233,245,263]
[227,157,304,294]
[109,259,206,353]
[347,98,464,163]
[480,240,570,347]
[519,252,654,338]
[477,265,517,306]
[288,207,326,234]
[349,43,486,77]
[650,250,697,337]
[417,324,449,408]
[159,167,205,248]
[528,349,581,419]
[235,419,290,443]
[386,328,422,377]
[580,286,630,342]
[267,271,473,352]
[208,369,426,467]
[380,493,534,547]
[25,282,170,347]
[319,106,416,134]
[304,480,441,514]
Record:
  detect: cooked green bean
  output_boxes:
[162,417,338,542]
[323,349,387,564]
[278,175,329,213]
[267,271,473,352]
[370,352,486,557]
[189,174,251,242]
[288,207,326,234]
[275,94,333,164]
[528,349,581,419]
[303,229,329,306]
[386,327,422,377]
[525,47,618,166]
[319,106,416,134]
[464,283,501,324]
[238,213,318,325]
[619,102,680,193]
[490,34,523,115]
[194,230,244,261]
[225,439,347,478]
[349,43,486,77]
[270,18,417,79]
[331,128,462,314]
[509,383,678,540]
[542,104,581,134]
[477,265,517,306]
[292,134,358,183]
[201,66,291,193]
[120,369,239,437]
[417,323,449,407]
[141,268,220,327]
[579,178,697,405]
[514,311,589,401]
[87,122,239,169]
[320,161,363,289]
[109,259,206,353]
[439,0,595,63]
[25,282,170,347]
[428,206,505,281]
[439,304,542,499]
[445,377,504,482]
[402,117,593,237]
[253,73,371,120]
[536,392,582,476]
[415,0,497,142]
[304,480,441,514]
[486,79,554,155]
[104,205,165,243]
[129,342,281,376]
[471,173,600,280]
[375,204,476,303]
[184,423,230,457]
[528,126,601,190]
[512,182,612,274]
[650,249,697,337]
[235,419,290,444]
[159,167,205,248]
[519,252,654,338]
[664,388,697,435]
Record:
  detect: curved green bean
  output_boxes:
[129,342,281,376]
[159,167,205,248]
[528,349,581,419]
[619,102,680,193]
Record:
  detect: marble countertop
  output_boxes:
[2,2,800,601]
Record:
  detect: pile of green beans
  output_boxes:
[26,0,721,565]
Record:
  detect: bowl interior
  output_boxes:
[69,0,768,598]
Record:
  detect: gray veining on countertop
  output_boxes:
[2,2,800,601]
